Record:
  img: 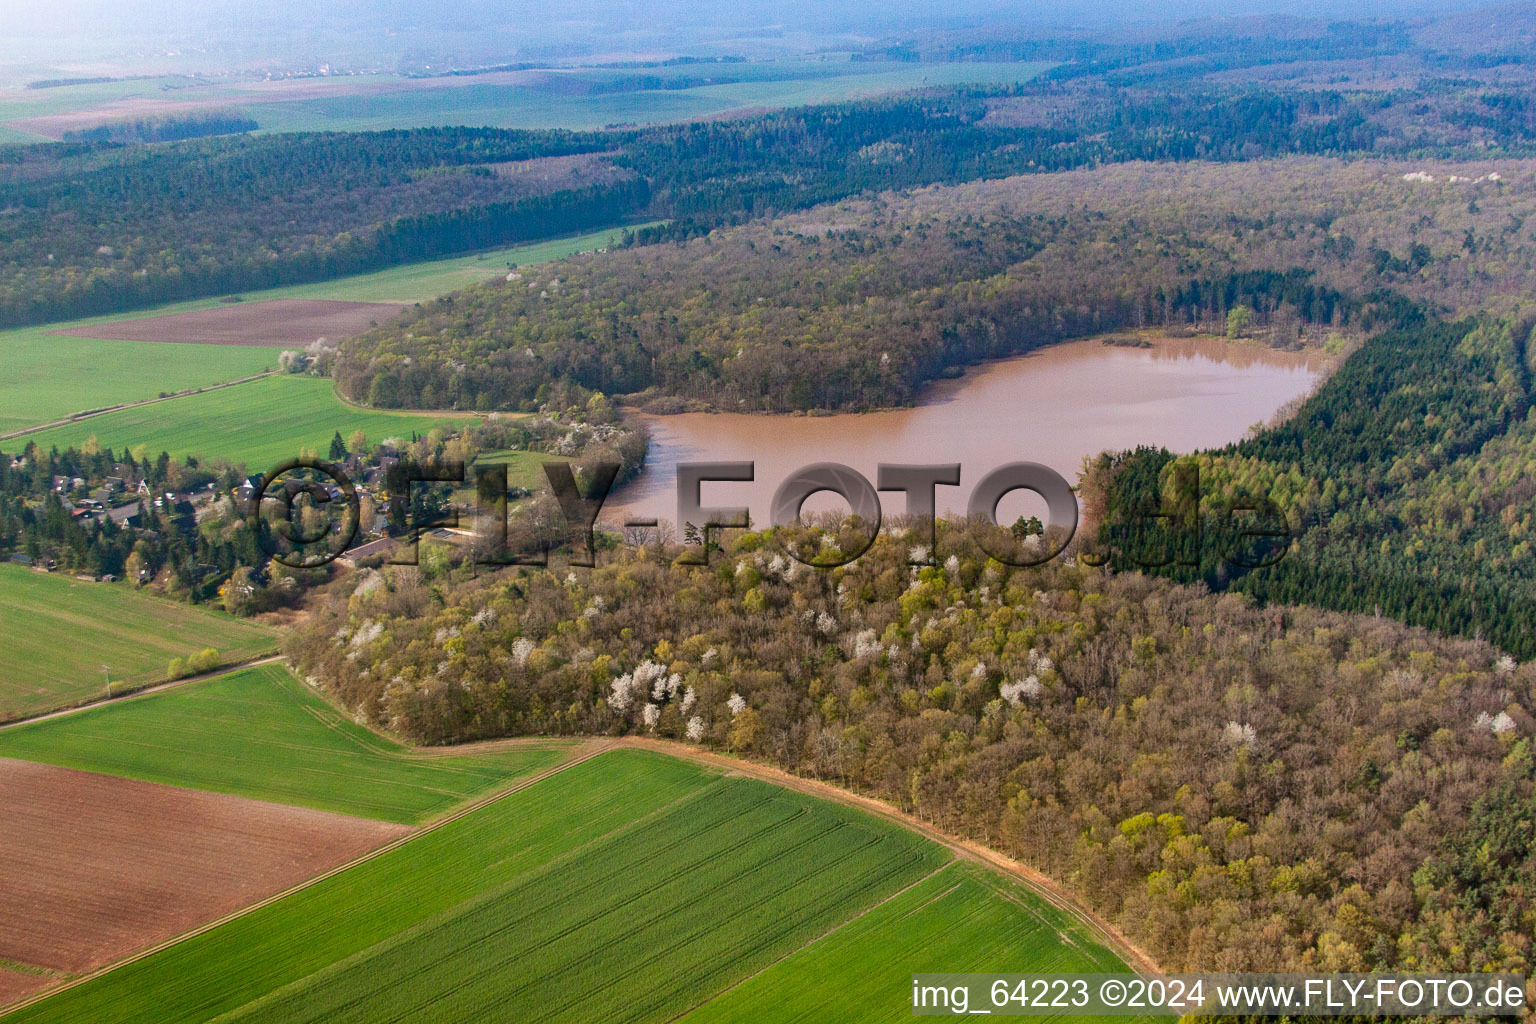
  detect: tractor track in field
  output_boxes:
[621,737,1163,976]
[0,654,285,732]
[443,734,1162,976]
[0,372,278,442]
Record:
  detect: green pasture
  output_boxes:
[0,564,277,720]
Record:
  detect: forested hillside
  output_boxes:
[335,158,1536,412]
[0,128,641,325]
[6,67,1536,329]
[1090,311,1536,658]
[288,525,1536,977]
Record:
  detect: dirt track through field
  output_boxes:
[0,757,408,975]
[51,299,407,347]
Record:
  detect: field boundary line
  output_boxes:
[0,372,277,442]
[327,382,509,419]
[615,736,1162,976]
[0,652,284,731]
[0,738,616,1017]
[665,861,957,1023]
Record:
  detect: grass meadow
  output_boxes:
[16,375,477,470]
[0,748,1136,1024]
[0,565,278,720]
[0,663,570,822]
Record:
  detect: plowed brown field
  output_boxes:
[51,299,407,347]
[0,758,408,975]
[0,970,51,1006]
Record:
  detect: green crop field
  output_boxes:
[681,861,1134,1023]
[1,748,1135,1024]
[0,663,571,822]
[474,449,564,490]
[0,564,278,720]
[0,325,274,435]
[0,227,636,436]
[16,375,476,470]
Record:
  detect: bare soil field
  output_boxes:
[0,971,51,1007]
[51,299,408,347]
[0,758,408,975]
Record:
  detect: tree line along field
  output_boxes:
[15,376,477,472]
[0,564,278,720]
[0,226,633,436]
[0,664,571,823]
[0,748,1139,1024]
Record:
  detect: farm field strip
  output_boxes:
[0,565,279,721]
[0,62,1049,139]
[678,861,1144,1024]
[0,664,570,823]
[51,299,408,348]
[0,327,274,434]
[14,375,477,471]
[0,757,410,978]
[229,781,943,1024]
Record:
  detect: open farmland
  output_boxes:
[0,62,1048,139]
[680,861,1128,1022]
[0,976,48,1009]
[0,757,407,981]
[0,227,634,435]
[0,664,571,823]
[254,226,650,304]
[51,299,408,348]
[0,325,273,435]
[0,565,278,721]
[15,375,477,470]
[0,748,1134,1023]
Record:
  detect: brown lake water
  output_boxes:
[603,336,1325,528]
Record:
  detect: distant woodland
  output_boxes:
[335,159,1536,412]
[4,63,1536,328]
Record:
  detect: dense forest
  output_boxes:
[1088,310,1536,659]
[0,127,638,325]
[288,523,1535,977]
[335,158,1536,412]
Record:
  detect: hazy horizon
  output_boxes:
[2,0,1508,77]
